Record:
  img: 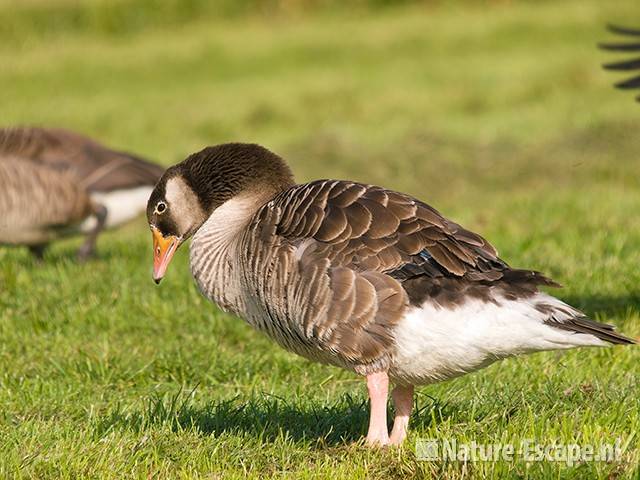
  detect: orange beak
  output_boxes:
[151,226,181,284]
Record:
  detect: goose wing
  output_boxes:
[249,180,551,372]
[0,127,164,192]
[270,180,508,282]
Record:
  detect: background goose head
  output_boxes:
[0,126,165,259]
[147,143,294,283]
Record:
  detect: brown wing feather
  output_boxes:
[245,180,520,373]
[0,127,164,192]
[273,180,505,280]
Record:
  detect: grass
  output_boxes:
[1,0,640,478]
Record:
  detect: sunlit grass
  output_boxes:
[1,1,639,478]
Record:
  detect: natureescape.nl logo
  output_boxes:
[416,438,626,466]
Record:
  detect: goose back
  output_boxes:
[0,127,164,192]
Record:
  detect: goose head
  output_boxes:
[147,143,294,283]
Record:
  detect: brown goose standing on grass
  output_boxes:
[147,143,635,446]
[0,127,165,259]
[599,24,640,102]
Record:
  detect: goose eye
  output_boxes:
[155,202,167,214]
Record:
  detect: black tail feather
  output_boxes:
[547,315,636,345]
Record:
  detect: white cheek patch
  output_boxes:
[164,176,205,234]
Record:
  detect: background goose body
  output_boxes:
[0,158,94,245]
[148,143,635,446]
[0,127,164,257]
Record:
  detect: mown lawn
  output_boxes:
[1,0,639,478]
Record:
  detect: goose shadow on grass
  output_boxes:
[93,390,459,446]
[90,294,640,446]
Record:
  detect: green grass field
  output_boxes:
[1,0,639,478]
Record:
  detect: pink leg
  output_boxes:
[365,371,390,446]
[389,384,414,445]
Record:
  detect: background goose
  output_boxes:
[600,24,640,102]
[147,143,635,446]
[0,127,164,258]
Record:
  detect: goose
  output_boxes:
[599,24,640,102]
[0,127,164,258]
[146,143,635,446]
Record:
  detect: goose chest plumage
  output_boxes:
[147,143,635,446]
[0,127,165,258]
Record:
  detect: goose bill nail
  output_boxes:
[152,227,179,283]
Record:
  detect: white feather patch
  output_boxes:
[81,186,153,231]
[390,293,606,386]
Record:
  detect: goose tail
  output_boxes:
[536,294,636,346]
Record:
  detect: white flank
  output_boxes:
[390,292,606,386]
[81,186,153,231]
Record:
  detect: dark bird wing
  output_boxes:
[0,127,164,192]
[599,24,640,101]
